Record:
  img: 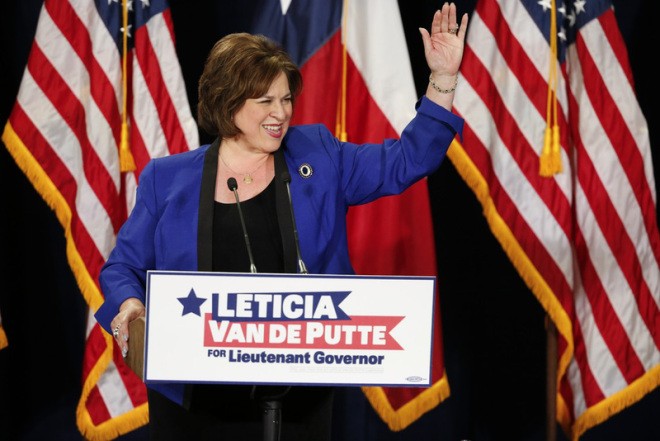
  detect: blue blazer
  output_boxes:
[95,96,463,405]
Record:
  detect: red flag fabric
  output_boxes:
[251,0,449,430]
[341,2,449,429]
[1,0,198,439]
[452,0,660,439]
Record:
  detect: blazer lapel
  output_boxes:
[197,138,220,272]
[274,149,297,273]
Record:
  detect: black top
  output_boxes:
[212,178,284,273]
[180,177,332,440]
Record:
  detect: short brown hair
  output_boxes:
[197,33,303,137]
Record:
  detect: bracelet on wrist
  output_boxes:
[429,73,458,94]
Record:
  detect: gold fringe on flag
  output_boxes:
[2,121,148,440]
[539,0,562,176]
[0,325,7,350]
[362,375,451,431]
[119,0,136,172]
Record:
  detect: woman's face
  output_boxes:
[233,71,293,153]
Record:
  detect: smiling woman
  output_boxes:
[0,1,658,440]
[198,34,301,203]
[94,7,467,438]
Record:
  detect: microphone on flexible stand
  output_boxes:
[280,171,308,274]
[228,177,284,440]
[226,177,257,274]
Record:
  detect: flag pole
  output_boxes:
[119,0,136,172]
[543,3,559,436]
[545,316,557,441]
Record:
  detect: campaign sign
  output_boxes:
[144,271,435,387]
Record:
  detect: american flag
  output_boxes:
[2,0,198,439]
[452,0,660,438]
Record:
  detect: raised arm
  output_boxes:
[418,2,469,110]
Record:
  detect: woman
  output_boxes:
[95,2,468,439]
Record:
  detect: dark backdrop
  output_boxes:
[0,1,657,440]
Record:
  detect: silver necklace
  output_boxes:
[219,152,267,185]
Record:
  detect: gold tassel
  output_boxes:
[335,0,348,142]
[539,125,554,177]
[551,123,562,173]
[119,121,136,171]
[539,0,562,177]
[335,93,342,138]
[119,0,136,172]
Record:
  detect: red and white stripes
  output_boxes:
[452,0,660,438]
[3,0,198,438]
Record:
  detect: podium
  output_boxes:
[127,317,145,380]
[125,270,436,439]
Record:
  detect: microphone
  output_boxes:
[227,178,257,273]
[281,171,308,274]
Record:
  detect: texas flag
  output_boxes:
[251,0,450,431]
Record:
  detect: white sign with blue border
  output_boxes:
[144,271,435,387]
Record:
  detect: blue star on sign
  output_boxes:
[177,288,206,316]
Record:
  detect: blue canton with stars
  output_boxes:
[522,0,611,62]
[95,0,169,52]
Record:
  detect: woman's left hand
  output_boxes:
[419,2,469,78]
[110,297,145,357]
